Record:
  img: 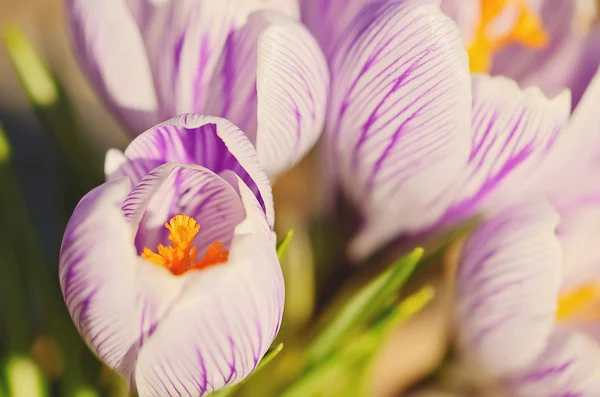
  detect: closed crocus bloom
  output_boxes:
[442,0,600,107]
[59,115,282,396]
[456,202,600,396]
[323,0,577,260]
[68,0,328,177]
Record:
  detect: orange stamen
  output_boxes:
[556,283,600,323]
[467,0,549,72]
[141,215,229,275]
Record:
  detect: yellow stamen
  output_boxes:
[556,283,600,322]
[467,0,549,72]
[141,215,228,275]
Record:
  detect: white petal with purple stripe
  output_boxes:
[457,202,562,375]
[106,114,274,229]
[59,163,283,396]
[327,0,472,259]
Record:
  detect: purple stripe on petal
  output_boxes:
[456,202,562,376]
[508,327,600,397]
[130,163,246,256]
[135,233,284,397]
[106,114,274,229]
[68,0,160,133]
[441,75,571,226]
[327,0,472,260]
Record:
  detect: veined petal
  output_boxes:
[442,75,571,225]
[68,0,160,133]
[135,233,284,396]
[456,202,562,375]
[142,0,300,121]
[300,0,378,57]
[106,114,274,228]
[509,327,600,397]
[128,163,246,256]
[327,0,472,259]
[440,0,481,44]
[492,0,600,108]
[206,10,329,177]
[59,178,181,379]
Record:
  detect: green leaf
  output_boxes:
[277,230,294,261]
[306,247,424,365]
[2,26,58,107]
[207,344,284,397]
[280,286,435,397]
[4,355,48,397]
[2,26,102,189]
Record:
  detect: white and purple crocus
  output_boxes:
[68,0,328,177]
[59,115,283,396]
[453,64,600,396]
[312,0,598,260]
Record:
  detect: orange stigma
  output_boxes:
[467,0,549,72]
[556,283,600,323]
[141,215,229,275]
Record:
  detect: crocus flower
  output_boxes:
[59,115,283,396]
[442,0,600,107]
[322,0,577,260]
[456,201,600,396]
[455,65,600,397]
[68,0,329,177]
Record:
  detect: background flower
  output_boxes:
[68,0,329,177]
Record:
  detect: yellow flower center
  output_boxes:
[141,215,229,275]
[556,283,600,323]
[467,0,549,72]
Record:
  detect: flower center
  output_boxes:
[556,283,600,323]
[467,0,548,72]
[141,215,229,275]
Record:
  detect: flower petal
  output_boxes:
[205,10,329,177]
[68,0,160,133]
[492,0,600,108]
[509,327,600,397]
[128,163,246,256]
[107,114,274,228]
[326,0,472,259]
[59,178,181,380]
[441,75,571,225]
[134,233,284,396]
[300,0,376,57]
[142,0,300,121]
[440,0,481,44]
[456,202,562,375]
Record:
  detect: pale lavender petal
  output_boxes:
[106,114,274,228]
[135,233,284,396]
[142,1,233,119]
[300,0,378,58]
[509,327,600,397]
[59,178,181,380]
[128,163,246,256]
[219,171,273,241]
[456,202,562,375]
[442,75,571,225]
[142,1,300,121]
[206,10,329,177]
[327,0,472,259]
[492,0,600,108]
[440,0,480,44]
[524,66,600,208]
[68,0,160,133]
[556,206,600,290]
